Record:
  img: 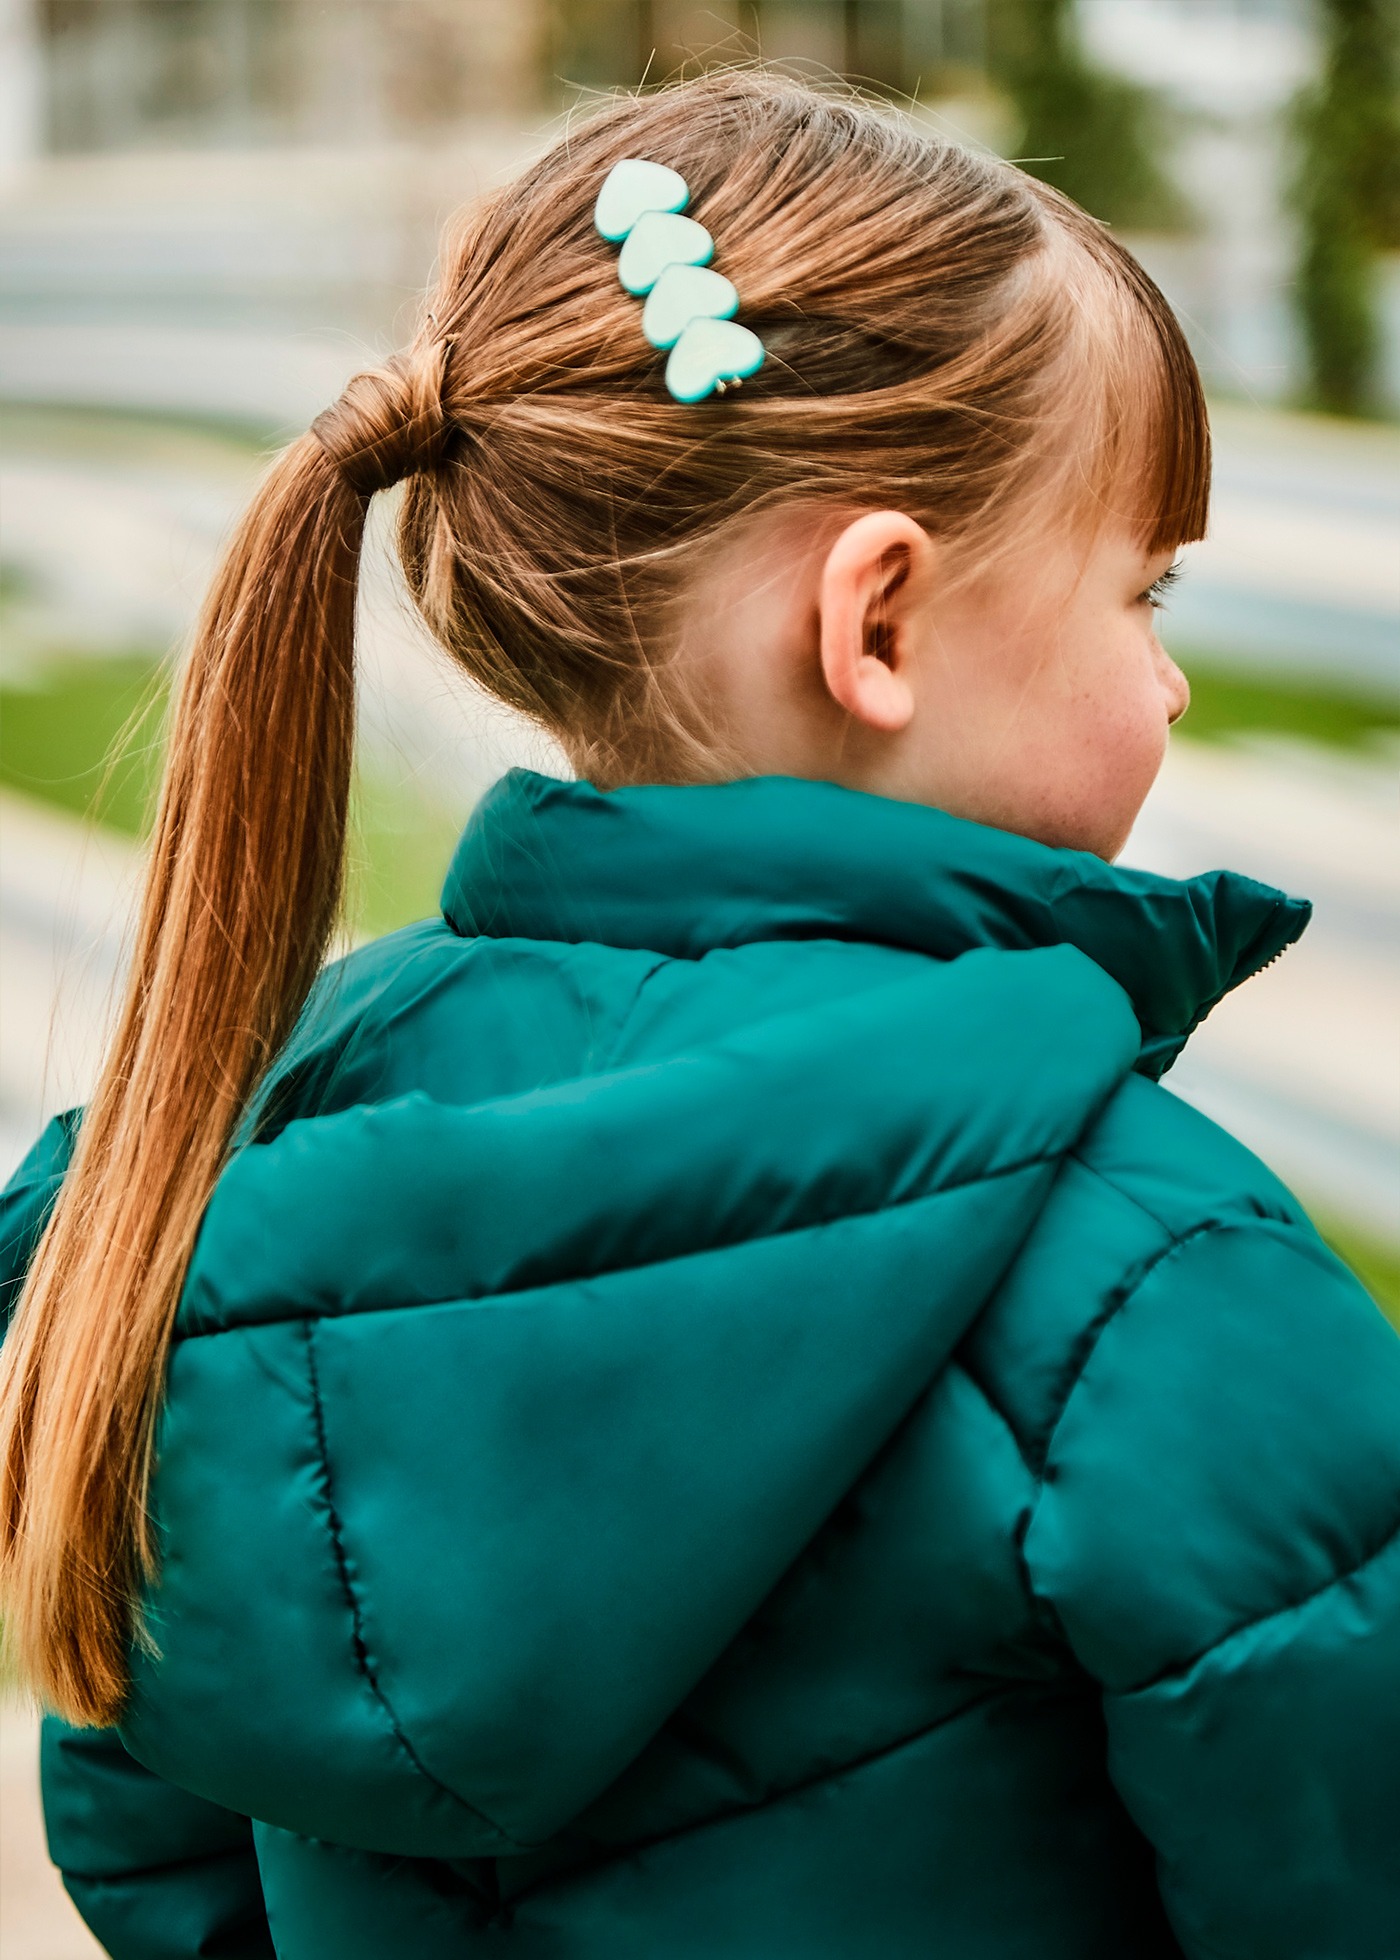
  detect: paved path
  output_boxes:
[0,791,141,1176]
[1166,403,1400,691]
[1123,739,1398,1230]
[0,1699,104,1960]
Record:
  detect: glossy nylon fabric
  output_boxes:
[4,771,1399,1960]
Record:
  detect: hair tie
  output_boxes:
[310,346,449,497]
[594,160,765,404]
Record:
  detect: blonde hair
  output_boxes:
[0,70,1209,1726]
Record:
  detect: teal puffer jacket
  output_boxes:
[7,772,1400,1960]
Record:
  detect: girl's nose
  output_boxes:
[1162,653,1191,726]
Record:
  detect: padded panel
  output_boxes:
[244,928,660,1143]
[962,1148,1170,1464]
[61,1857,274,1960]
[577,1360,1043,1847]
[1025,1223,1400,1688]
[256,1690,1182,1960]
[315,1168,1054,1846]
[1072,1070,1307,1239]
[1107,1524,1400,1958]
[125,1322,515,1859]
[183,946,1137,1338]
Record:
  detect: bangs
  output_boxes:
[1106,246,1212,554]
[1027,186,1212,556]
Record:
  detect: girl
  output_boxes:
[2,71,1397,1960]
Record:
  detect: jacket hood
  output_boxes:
[443,770,1310,1076]
[108,941,1144,1855]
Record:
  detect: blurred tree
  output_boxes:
[553,0,653,91]
[1290,0,1400,417]
[986,0,1187,230]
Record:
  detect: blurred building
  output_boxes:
[33,0,544,148]
[15,1,996,153]
[1,0,1396,410]
[13,1,1337,148]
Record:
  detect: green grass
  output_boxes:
[0,399,269,467]
[0,654,168,835]
[1176,659,1400,750]
[1318,1215,1400,1328]
[0,652,463,939]
[344,769,468,940]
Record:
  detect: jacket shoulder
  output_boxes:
[246,918,665,1137]
[960,1069,1320,1466]
[1070,1067,1309,1238]
[0,1108,79,1331]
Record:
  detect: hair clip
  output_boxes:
[594,159,765,404]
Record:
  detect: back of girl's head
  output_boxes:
[0,68,1209,1727]
[370,71,1209,779]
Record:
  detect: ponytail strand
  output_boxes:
[0,346,446,1726]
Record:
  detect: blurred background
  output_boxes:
[0,4,1397,1951]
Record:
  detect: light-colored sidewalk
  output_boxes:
[0,792,140,1176]
[1123,736,1399,1232]
[0,1699,103,1959]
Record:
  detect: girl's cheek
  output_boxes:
[1060,667,1164,854]
[1105,693,1170,845]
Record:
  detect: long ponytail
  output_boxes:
[0,346,447,1726]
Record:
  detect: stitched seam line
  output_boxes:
[180,1145,1063,1343]
[599,954,676,1071]
[1032,1219,1223,1479]
[952,1354,1036,1482]
[301,1319,525,1850]
[1118,1505,1400,1700]
[508,1679,1026,1906]
[950,1362,1079,1654]
[1066,1149,1182,1239]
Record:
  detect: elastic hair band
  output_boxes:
[594,159,765,404]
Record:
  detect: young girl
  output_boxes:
[2,72,1397,1960]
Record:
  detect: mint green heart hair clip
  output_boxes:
[593,158,766,405]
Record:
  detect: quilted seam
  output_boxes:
[301,1319,532,1852]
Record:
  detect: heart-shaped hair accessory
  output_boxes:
[618,212,713,297]
[594,157,765,406]
[593,159,689,243]
[642,264,739,349]
[665,317,766,403]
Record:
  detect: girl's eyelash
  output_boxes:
[1144,560,1183,608]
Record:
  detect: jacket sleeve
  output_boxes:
[1022,1217,1400,1960]
[41,1718,273,1960]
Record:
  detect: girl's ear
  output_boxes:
[817,511,932,734]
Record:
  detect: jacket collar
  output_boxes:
[442,770,1309,1076]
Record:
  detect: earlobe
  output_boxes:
[818,511,930,736]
